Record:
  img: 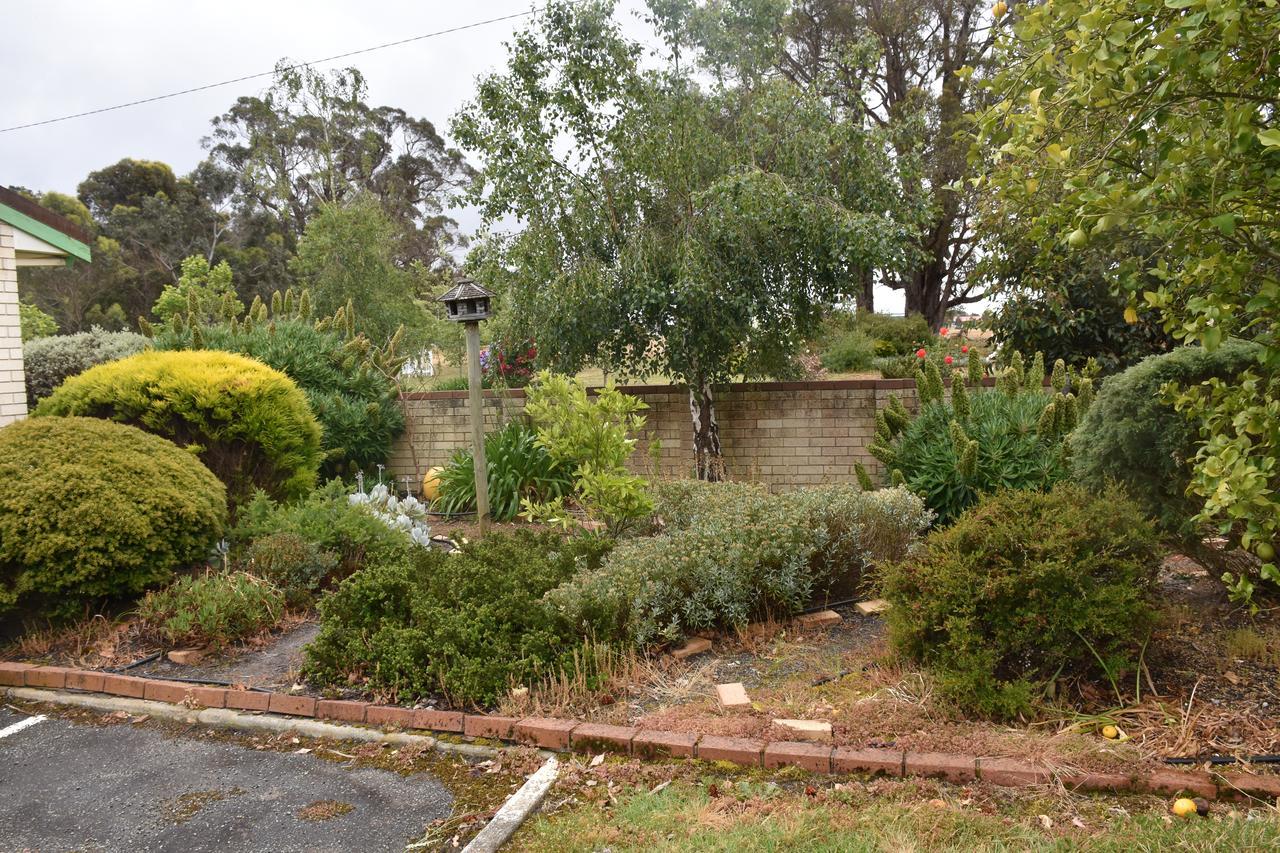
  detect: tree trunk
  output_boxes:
[688,381,724,481]
[859,267,875,313]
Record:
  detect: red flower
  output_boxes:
[916,348,927,359]
[939,326,950,336]
[961,345,970,354]
[944,355,954,365]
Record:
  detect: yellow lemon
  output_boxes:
[1123,305,1139,324]
[1171,798,1198,818]
[993,1,1008,17]
[1068,228,1088,249]
[1101,724,1119,739]
[421,466,444,503]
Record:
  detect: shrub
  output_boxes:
[153,317,404,477]
[869,353,1092,525]
[233,480,411,576]
[882,483,1159,718]
[243,533,339,607]
[523,372,653,529]
[19,302,58,341]
[22,327,149,406]
[819,329,876,373]
[547,482,930,647]
[436,421,573,521]
[348,483,433,547]
[304,530,615,706]
[1072,340,1263,543]
[0,417,226,616]
[35,349,323,503]
[873,355,918,379]
[853,311,934,356]
[482,337,538,386]
[138,571,286,648]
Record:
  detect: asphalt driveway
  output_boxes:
[0,706,454,852]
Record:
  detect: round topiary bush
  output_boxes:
[35,349,323,503]
[22,327,149,406]
[1072,339,1262,542]
[882,482,1159,719]
[153,318,404,477]
[0,417,227,617]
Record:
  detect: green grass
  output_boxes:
[513,780,1279,852]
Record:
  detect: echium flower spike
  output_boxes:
[1077,376,1094,411]
[1051,358,1068,393]
[959,439,979,478]
[1026,352,1046,390]
[1009,351,1026,388]
[1037,400,1058,437]
[997,367,1020,396]
[925,360,945,406]
[967,348,983,386]
[948,420,969,457]
[283,288,295,317]
[271,290,282,317]
[890,468,906,487]
[951,371,970,421]
[1057,393,1078,433]
[854,462,875,492]
[875,409,892,443]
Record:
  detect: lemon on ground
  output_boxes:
[1101,724,1119,739]
[1171,798,1198,818]
[1257,541,1276,562]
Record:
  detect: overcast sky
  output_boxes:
[0,1,919,312]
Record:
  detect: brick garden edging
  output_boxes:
[3,661,1277,803]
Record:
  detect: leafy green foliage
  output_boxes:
[869,355,1093,524]
[151,255,243,325]
[435,421,573,522]
[1073,341,1262,543]
[154,314,404,477]
[819,329,876,373]
[883,483,1159,719]
[451,1,913,475]
[21,327,149,406]
[35,349,322,504]
[546,482,930,647]
[138,571,285,648]
[304,530,614,706]
[19,302,58,341]
[523,373,653,529]
[0,417,226,617]
[289,195,425,346]
[233,480,410,577]
[242,532,339,608]
[977,0,1280,601]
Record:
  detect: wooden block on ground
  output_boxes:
[854,599,890,615]
[773,719,833,742]
[715,682,751,712]
[671,637,712,660]
[795,610,842,628]
[167,648,206,666]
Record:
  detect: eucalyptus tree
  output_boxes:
[453,0,913,479]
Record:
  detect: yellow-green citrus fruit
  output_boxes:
[1068,228,1088,249]
[421,466,444,503]
[1256,542,1276,562]
[1171,798,1197,818]
[1101,724,1119,739]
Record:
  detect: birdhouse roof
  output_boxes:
[438,277,495,303]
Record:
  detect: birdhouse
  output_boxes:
[439,277,495,323]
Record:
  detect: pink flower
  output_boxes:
[944,355,954,365]
[916,348,927,359]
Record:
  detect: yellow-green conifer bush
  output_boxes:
[35,350,322,504]
[0,417,227,617]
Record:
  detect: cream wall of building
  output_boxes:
[0,221,27,426]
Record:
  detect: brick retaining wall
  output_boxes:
[390,379,931,488]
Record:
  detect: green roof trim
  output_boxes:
[0,201,92,263]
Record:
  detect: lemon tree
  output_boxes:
[975,0,1280,603]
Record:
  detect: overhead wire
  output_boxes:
[0,6,543,134]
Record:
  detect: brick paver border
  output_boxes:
[4,661,1276,803]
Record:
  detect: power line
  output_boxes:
[0,7,541,134]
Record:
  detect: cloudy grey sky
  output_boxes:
[0,0,913,312]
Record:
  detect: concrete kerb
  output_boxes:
[460,756,559,853]
[5,687,500,761]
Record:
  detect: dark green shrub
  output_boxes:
[431,376,471,391]
[154,318,404,477]
[820,329,876,372]
[853,311,934,356]
[22,327,149,406]
[233,480,410,576]
[243,532,339,607]
[548,482,930,647]
[873,355,918,379]
[304,530,614,706]
[35,349,322,504]
[1072,340,1262,542]
[882,483,1159,719]
[869,354,1092,525]
[0,417,226,617]
[138,571,286,648]
[435,421,573,521]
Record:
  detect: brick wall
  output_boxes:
[0,222,26,426]
[389,379,927,490]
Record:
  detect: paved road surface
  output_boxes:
[0,707,453,852]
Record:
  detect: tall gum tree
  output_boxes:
[452,0,914,479]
